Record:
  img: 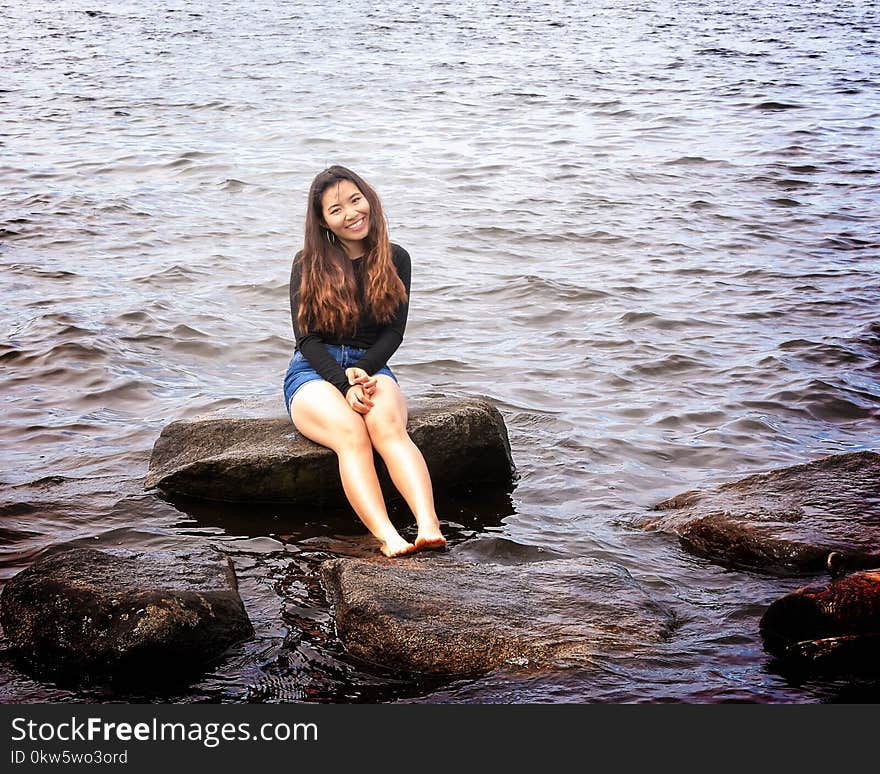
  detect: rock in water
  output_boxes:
[145,395,516,505]
[639,451,880,574]
[0,545,253,687]
[320,554,676,676]
[760,570,880,671]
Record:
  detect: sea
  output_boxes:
[1,0,879,703]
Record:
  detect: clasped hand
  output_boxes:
[345,367,377,415]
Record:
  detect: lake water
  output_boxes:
[2,0,879,703]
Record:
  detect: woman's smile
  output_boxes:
[346,215,368,233]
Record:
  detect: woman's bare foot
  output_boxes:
[380,535,416,558]
[414,531,447,552]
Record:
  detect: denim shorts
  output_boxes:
[283,344,398,416]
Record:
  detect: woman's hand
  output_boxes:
[345,384,374,415]
[345,367,377,397]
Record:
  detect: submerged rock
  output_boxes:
[0,545,253,686]
[145,395,516,505]
[638,451,880,574]
[760,570,880,671]
[320,554,676,676]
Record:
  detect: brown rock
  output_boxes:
[0,545,253,686]
[760,569,880,671]
[639,451,880,574]
[320,553,675,676]
[144,395,516,505]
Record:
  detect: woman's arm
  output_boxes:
[353,244,411,375]
[289,254,353,396]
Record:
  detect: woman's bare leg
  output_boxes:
[364,376,447,551]
[289,381,414,557]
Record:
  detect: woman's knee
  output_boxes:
[364,384,409,448]
[334,416,373,452]
[366,414,408,448]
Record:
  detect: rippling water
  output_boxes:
[2,0,879,703]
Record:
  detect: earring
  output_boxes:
[325,229,336,244]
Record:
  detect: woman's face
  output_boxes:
[320,179,371,256]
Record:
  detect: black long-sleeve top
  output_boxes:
[288,243,411,396]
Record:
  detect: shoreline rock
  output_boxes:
[760,569,880,672]
[144,395,516,505]
[639,450,880,575]
[0,545,253,687]
[320,553,676,676]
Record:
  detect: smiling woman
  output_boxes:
[283,165,447,557]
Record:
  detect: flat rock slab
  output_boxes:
[0,545,253,686]
[639,451,880,575]
[145,395,516,505]
[760,570,880,672]
[320,555,676,676]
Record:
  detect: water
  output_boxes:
[1,0,879,703]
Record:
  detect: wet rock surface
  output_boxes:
[320,553,676,676]
[760,569,880,671]
[639,451,880,574]
[145,395,516,505]
[0,545,253,686]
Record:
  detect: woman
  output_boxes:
[283,165,447,557]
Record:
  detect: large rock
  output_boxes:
[0,545,253,686]
[760,570,880,672]
[144,395,516,505]
[638,451,880,574]
[320,554,676,676]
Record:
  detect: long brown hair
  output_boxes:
[297,166,407,337]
